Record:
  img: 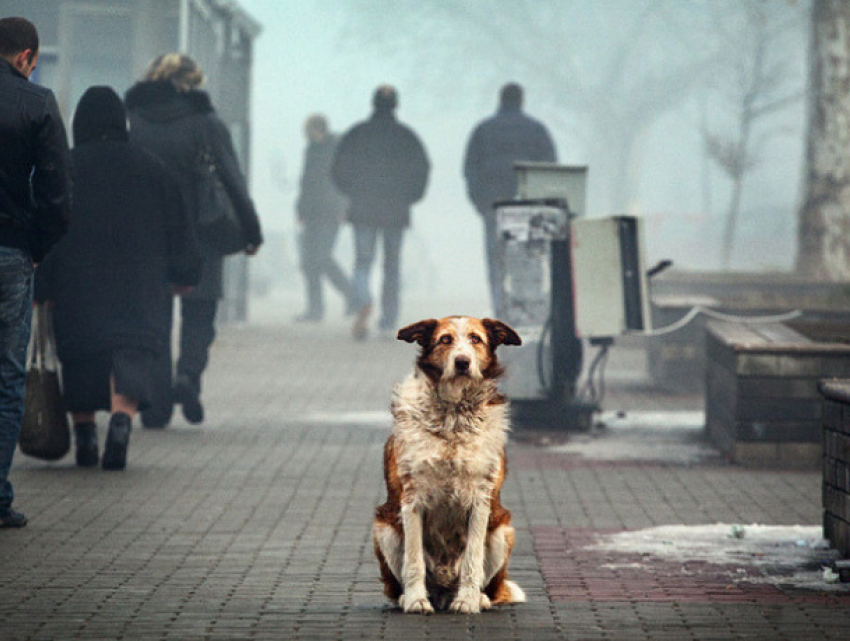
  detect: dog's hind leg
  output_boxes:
[373,521,403,602]
[484,524,526,604]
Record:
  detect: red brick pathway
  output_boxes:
[534,526,849,606]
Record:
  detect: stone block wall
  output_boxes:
[648,271,850,393]
[648,295,717,393]
[820,380,850,558]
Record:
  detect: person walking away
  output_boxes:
[35,86,201,471]
[331,85,430,340]
[463,82,557,313]
[125,53,263,427]
[0,17,71,526]
[295,114,351,322]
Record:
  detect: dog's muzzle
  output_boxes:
[454,356,471,376]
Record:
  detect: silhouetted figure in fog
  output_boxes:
[332,86,430,340]
[35,86,201,471]
[125,53,263,427]
[0,16,71,527]
[295,114,352,322]
[463,83,557,313]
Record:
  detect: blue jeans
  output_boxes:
[0,247,34,513]
[351,224,404,331]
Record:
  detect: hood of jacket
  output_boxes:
[73,85,129,146]
[124,80,214,123]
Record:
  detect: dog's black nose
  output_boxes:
[455,356,470,372]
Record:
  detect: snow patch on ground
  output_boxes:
[548,410,721,464]
[300,410,391,428]
[588,523,846,592]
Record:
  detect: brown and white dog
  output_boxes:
[373,316,525,614]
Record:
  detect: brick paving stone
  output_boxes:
[0,321,848,640]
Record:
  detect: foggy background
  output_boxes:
[238,0,808,325]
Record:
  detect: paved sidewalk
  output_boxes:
[1,320,848,640]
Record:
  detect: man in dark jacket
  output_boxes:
[463,83,557,313]
[125,53,263,427]
[0,17,71,527]
[332,86,430,340]
[295,114,351,322]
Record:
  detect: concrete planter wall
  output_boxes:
[819,380,850,558]
[705,320,850,467]
[648,271,850,392]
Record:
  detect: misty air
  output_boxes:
[1,1,848,640]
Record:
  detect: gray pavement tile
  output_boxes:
[1,324,848,640]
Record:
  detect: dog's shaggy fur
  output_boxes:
[372,316,526,614]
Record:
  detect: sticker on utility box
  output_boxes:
[496,206,568,243]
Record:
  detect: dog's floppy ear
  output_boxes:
[397,319,438,346]
[483,318,522,347]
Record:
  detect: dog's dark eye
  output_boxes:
[439,335,453,345]
[469,334,482,344]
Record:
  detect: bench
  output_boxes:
[705,320,850,467]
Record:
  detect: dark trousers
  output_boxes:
[176,299,217,388]
[482,210,502,314]
[142,298,217,426]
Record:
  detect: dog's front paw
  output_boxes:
[449,589,490,614]
[399,591,434,614]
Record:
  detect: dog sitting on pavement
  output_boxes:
[372,315,526,613]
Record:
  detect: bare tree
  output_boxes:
[797,0,850,279]
[337,0,723,215]
[703,2,804,269]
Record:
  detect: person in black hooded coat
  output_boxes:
[124,53,263,428]
[35,86,201,471]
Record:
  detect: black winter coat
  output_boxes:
[296,135,346,227]
[331,111,429,229]
[463,105,557,214]
[0,59,71,261]
[35,140,202,364]
[125,80,263,300]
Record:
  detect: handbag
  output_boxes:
[19,305,70,461]
[195,145,247,256]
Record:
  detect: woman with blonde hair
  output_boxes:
[125,53,263,428]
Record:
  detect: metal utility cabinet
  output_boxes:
[496,163,651,428]
[571,216,652,339]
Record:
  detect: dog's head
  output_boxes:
[398,316,521,390]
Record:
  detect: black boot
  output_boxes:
[102,412,132,471]
[173,374,204,424]
[73,422,98,468]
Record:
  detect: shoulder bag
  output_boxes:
[195,141,247,256]
[19,305,70,461]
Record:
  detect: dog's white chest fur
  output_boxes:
[391,373,507,512]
